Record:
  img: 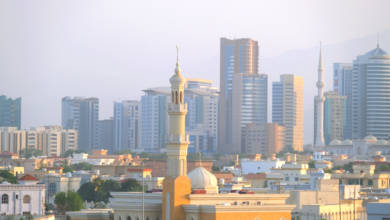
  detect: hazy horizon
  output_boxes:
[1,0,390,144]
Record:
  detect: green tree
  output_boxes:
[54,192,67,214]
[0,170,18,184]
[54,191,84,214]
[77,178,121,203]
[21,149,43,159]
[63,165,74,173]
[77,182,95,202]
[308,160,315,168]
[120,179,142,192]
[71,162,93,171]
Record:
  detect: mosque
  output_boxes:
[109,51,295,220]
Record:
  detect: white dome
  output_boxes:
[342,139,353,145]
[330,139,342,145]
[188,167,218,191]
[365,135,377,142]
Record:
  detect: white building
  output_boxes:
[241,158,285,175]
[71,153,115,165]
[0,127,26,155]
[0,174,45,216]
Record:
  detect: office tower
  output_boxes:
[0,95,21,129]
[314,45,325,147]
[272,74,304,151]
[0,127,26,154]
[218,38,259,154]
[333,63,353,139]
[185,79,218,153]
[113,100,140,153]
[140,88,169,152]
[62,97,99,152]
[97,118,114,151]
[323,92,347,144]
[244,123,285,156]
[231,73,267,153]
[352,45,390,140]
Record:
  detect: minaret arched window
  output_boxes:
[171,91,174,103]
[175,91,178,104]
[180,91,183,104]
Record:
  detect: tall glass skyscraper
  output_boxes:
[62,97,99,152]
[352,45,390,140]
[0,95,21,129]
[218,38,259,154]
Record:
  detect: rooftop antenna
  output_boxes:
[176,45,179,64]
[377,32,380,48]
[198,152,202,167]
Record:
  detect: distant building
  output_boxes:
[0,95,21,129]
[244,123,285,156]
[323,91,347,145]
[97,118,114,151]
[333,63,353,139]
[367,202,390,220]
[351,45,390,140]
[41,173,81,203]
[241,158,285,175]
[62,97,99,152]
[113,100,140,153]
[272,74,304,151]
[0,127,26,154]
[218,38,259,154]
[231,73,267,153]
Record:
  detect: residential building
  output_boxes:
[333,63,353,139]
[218,37,259,154]
[366,202,390,220]
[0,174,45,216]
[351,45,390,140]
[41,173,81,203]
[97,118,114,151]
[241,158,285,175]
[323,92,347,145]
[0,95,21,129]
[272,74,304,151]
[62,97,99,152]
[231,73,268,153]
[244,123,285,156]
[113,100,140,153]
[0,127,26,154]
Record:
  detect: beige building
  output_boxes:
[323,91,347,145]
[272,74,304,151]
[0,127,26,154]
[244,123,285,156]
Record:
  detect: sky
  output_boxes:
[1,0,390,144]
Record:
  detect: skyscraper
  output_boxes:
[62,97,99,152]
[272,74,304,152]
[323,92,347,145]
[140,88,169,152]
[333,63,353,139]
[218,38,259,154]
[97,118,114,151]
[0,95,21,129]
[352,45,390,140]
[244,123,285,156]
[314,44,325,147]
[231,73,267,153]
[113,100,140,153]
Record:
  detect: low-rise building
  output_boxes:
[41,173,81,203]
[241,158,285,175]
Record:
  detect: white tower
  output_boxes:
[315,43,325,147]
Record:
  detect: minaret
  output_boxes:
[315,43,325,147]
[162,47,191,220]
[166,46,189,177]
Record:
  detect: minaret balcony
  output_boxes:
[168,103,188,113]
[167,134,190,144]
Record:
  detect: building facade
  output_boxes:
[62,97,99,152]
[351,45,390,140]
[244,123,285,156]
[218,38,259,154]
[323,92,347,145]
[0,95,21,130]
[97,118,114,151]
[272,74,304,151]
[333,63,353,139]
[113,100,140,153]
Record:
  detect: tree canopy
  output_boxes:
[54,191,84,214]
[0,170,18,184]
[20,149,43,159]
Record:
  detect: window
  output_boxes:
[23,195,31,204]
[1,194,8,204]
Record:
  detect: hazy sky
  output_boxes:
[1,0,390,144]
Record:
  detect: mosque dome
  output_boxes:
[188,167,218,194]
[329,139,342,145]
[377,139,389,145]
[342,139,353,145]
[365,135,377,142]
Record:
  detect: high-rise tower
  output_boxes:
[314,43,325,147]
[162,48,191,220]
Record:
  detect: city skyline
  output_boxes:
[1,1,390,144]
